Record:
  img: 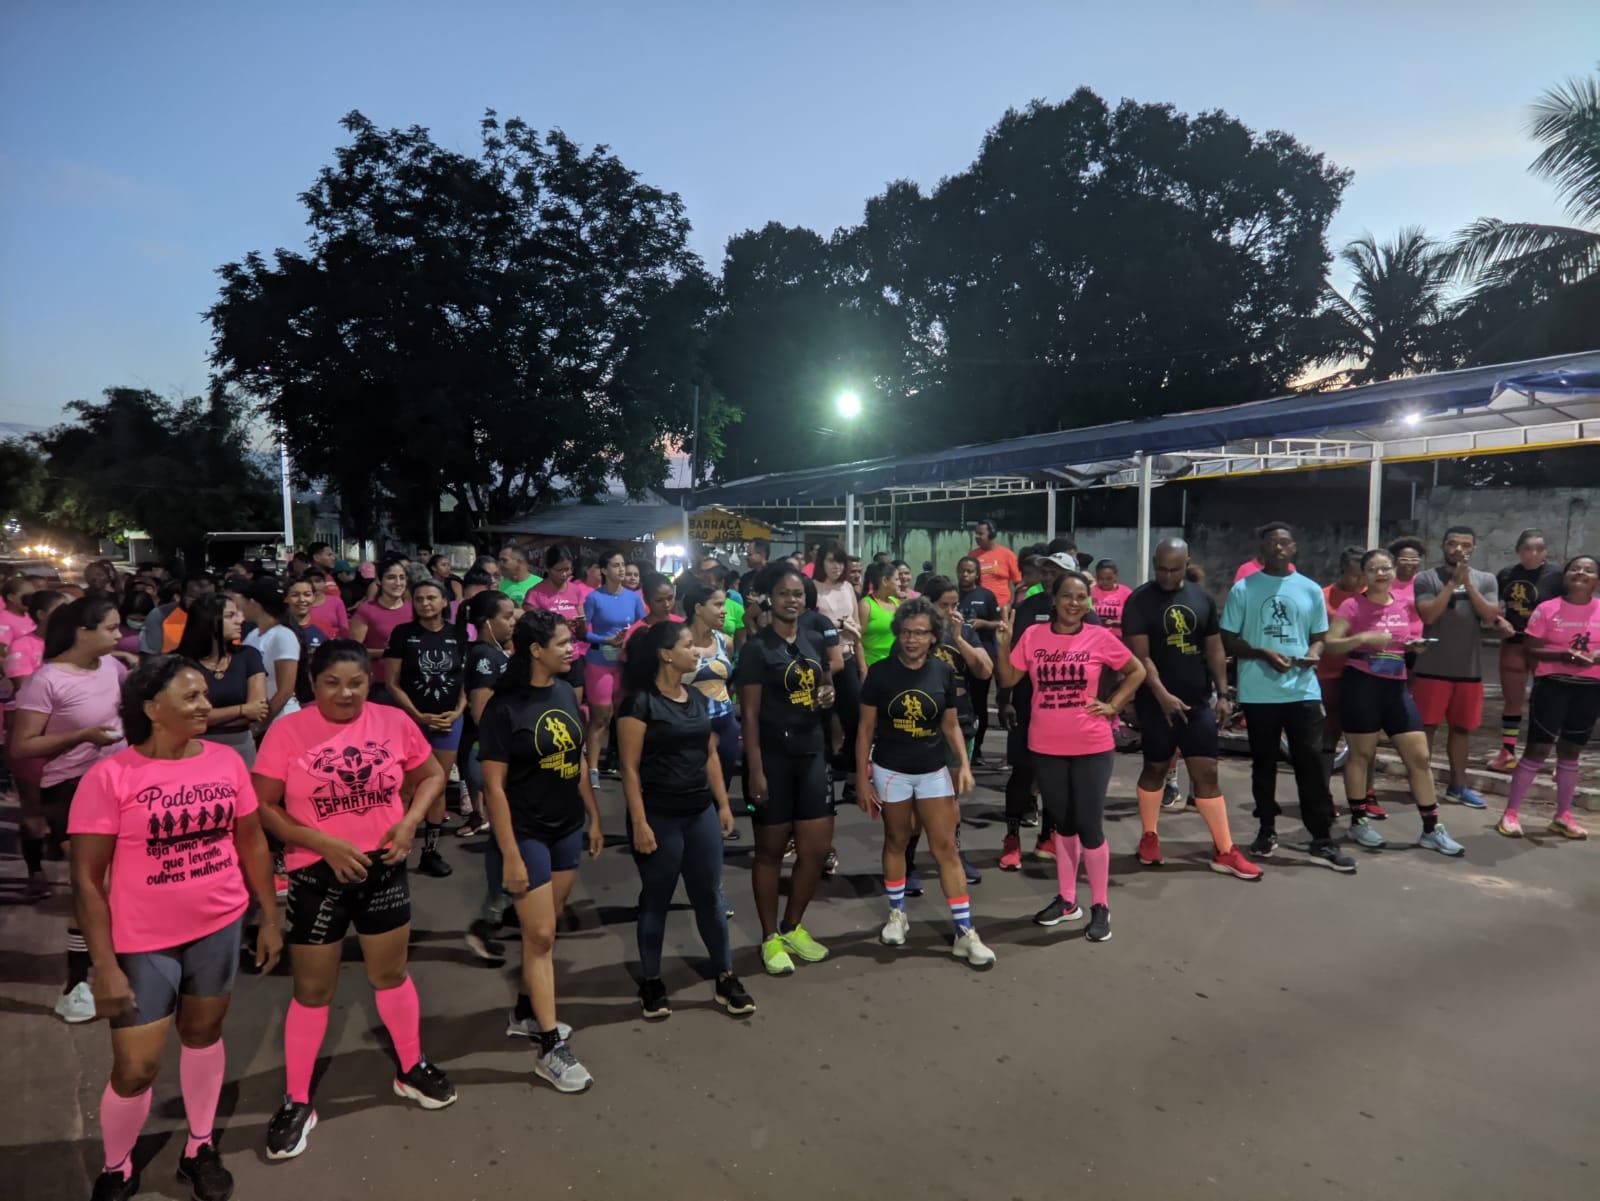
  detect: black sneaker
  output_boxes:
[1307,840,1358,874]
[904,869,924,898]
[639,977,671,1020]
[1032,895,1084,927]
[1160,779,1183,810]
[417,849,452,878]
[1249,830,1278,859]
[822,849,838,878]
[465,920,506,965]
[264,1097,317,1160]
[507,1012,572,1040]
[1019,808,1040,829]
[177,1142,234,1201]
[1086,904,1113,943]
[961,853,982,886]
[715,973,756,1016]
[393,1058,457,1109]
[91,1169,140,1201]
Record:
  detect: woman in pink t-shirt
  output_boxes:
[524,544,590,656]
[1498,554,1600,839]
[997,570,1144,943]
[5,587,67,901]
[252,638,453,1160]
[1323,548,1457,856]
[1091,560,1135,635]
[348,560,413,691]
[69,655,280,1200]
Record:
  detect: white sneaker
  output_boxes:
[55,981,95,1023]
[880,909,910,946]
[951,928,996,968]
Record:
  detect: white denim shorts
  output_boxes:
[870,763,955,803]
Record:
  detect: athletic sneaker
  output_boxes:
[1210,846,1263,880]
[781,925,829,962]
[1161,779,1183,810]
[1032,834,1055,861]
[588,767,600,789]
[1549,814,1589,840]
[506,1014,572,1041]
[761,934,796,976]
[176,1142,233,1201]
[998,835,1022,871]
[951,928,997,967]
[904,869,924,897]
[1419,826,1465,857]
[23,875,51,902]
[1445,787,1487,810]
[1018,808,1039,828]
[91,1170,140,1201]
[639,977,671,1020]
[961,853,982,885]
[532,1041,593,1093]
[822,849,838,878]
[715,973,756,1016]
[394,1058,456,1109]
[465,920,506,965]
[1496,812,1524,838]
[880,909,910,946]
[55,981,95,1023]
[1307,840,1358,873]
[1486,748,1519,773]
[1349,820,1385,849]
[454,813,490,837]
[1032,895,1083,926]
[1249,829,1278,859]
[265,1097,317,1160]
[417,849,453,878]
[1136,831,1164,866]
[1085,904,1112,942]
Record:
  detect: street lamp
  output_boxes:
[836,389,862,420]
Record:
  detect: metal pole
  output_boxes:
[278,427,295,554]
[1045,483,1057,541]
[1136,452,1154,585]
[1366,443,1384,548]
[845,492,856,556]
[682,383,699,554]
[1070,494,1077,537]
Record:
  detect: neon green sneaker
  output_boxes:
[780,925,829,963]
[761,934,796,976]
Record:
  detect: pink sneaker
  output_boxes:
[1549,814,1589,840]
[1136,831,1164,866]
[1210,846,1264,880]
[1033,835,1055,861]
[1496,813,1523,838]
[998,835,1022,872]
[1486,748,1519,773]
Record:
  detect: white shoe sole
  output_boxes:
[1209,860,1263,881]
[951,942,996,968]
[715,994,756,1016]
[393,1078,458,1110]
[55,1007,95,1023]
[532,1064,593,1094]
[266,1111,317,1160]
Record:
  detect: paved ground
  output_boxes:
[2,733,1597,1201]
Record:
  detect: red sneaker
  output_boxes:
[1361,796,1388,820]
[1033,834,1055,861]
[999,835,1022,871]
[1136,831,1163,866]
[1210,846,1263,880]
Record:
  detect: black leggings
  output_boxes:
[969,673,992,754]
[831,658,862,771]
[1032,751,1114,849]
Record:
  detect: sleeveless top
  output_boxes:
[683,629,735,718]
[862,595,899,667]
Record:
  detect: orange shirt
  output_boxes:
[1319,583,1361,679]
[972,545,1021,598]
[161,606,188,653]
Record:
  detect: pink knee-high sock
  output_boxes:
[1083,841,1112,908]
[99,1082,152,1178]
[1051,832,1081,902]
[1503,752,1546,816]
[284,1000,330,1104]
[180,1039,226,1157]
[374,976,422,1074]
[1555,760,1579,819]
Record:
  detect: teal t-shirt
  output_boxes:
[1220,571,1327,704]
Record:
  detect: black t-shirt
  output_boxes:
[1122,581,1220,707]
[732,626,826,755]
[861,654,958,773]
[477,681,587,841]
[957,585,1000,654]
[624,688,714,816]
[932,638,977,737]
[461,640,509,749]
[801,608,840,651]
[1497,562,1563,633]
[383,621,467,714]
[202,645,266,730]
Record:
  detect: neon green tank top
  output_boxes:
[862,595,899,665]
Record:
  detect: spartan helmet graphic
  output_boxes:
[311,742,395,791]
[543,712,577,753]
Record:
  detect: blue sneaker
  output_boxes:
[1419,825,1465,857]
[1446,787,1487,810]
[1349,820,1385,849]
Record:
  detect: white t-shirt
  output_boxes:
[245,624,302,721]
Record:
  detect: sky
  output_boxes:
[2,0,1596,428]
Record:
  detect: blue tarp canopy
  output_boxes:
[699,351,1600,506]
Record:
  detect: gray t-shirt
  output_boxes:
[1413,566,1499,681]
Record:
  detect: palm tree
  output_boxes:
[1306,228,1447,386]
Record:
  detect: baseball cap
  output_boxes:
[1045,552,1077,571]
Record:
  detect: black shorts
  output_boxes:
[113,916,243,1029]
[1135,698,1220,763]
[1339,668,1422,737]
[1527,676,1600,747]
[40,776,82,851]
[752,750,833,827]
[286,858,411,945]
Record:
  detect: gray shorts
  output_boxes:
[112,915,244,1029]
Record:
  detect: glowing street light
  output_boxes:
[836,389,862,420]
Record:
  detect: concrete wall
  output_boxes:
[1413,486,1594,565]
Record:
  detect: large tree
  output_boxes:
[208,111,712,543]
[1306,228,1449,386]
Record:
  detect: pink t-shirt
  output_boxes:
[15,657,130,787]
[1091,584,1133,632]
[0,608,35,651]
[1009,622,1132,755]
[622,614,685,660]
[1527,597,1600,681]
[4,631,45,682]
[1336,593,1422,679]
[352,600,412,685]
[67,741,256,952]
[526,579,592,655]
[1391,577,1417,608]
[254,702,432,870]
[307,595,350,640]
[1233,559,1298,583]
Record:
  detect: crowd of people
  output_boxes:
[1,523,1595,1201]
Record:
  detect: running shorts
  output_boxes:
[421,714,463,752]
[112,916,244,1029]
[752,750,832,826]
[1339,668,1422,737]
[586,662,623,708]
[869,763,954,803]
[286,858,411,945]
[1134,698,1220,764]
[1527,677,1600,747]
[506,827,585,892]
[1411,677,1484,730]
[40,776,82,851]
